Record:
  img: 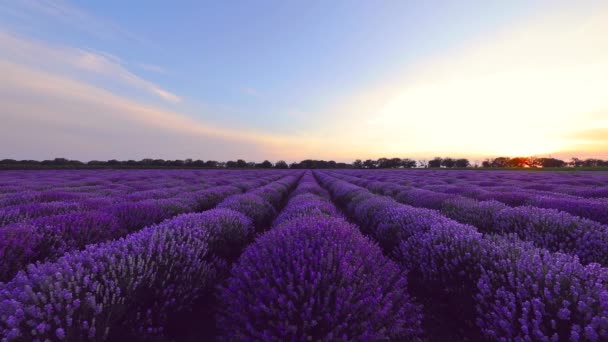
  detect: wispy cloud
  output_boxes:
[0,28,336,160]
[137,63,168,74]
[12,0,145,43]
[73,53,181,103]
[0,56,330,160]
[0,30,180,103]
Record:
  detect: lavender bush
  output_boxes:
[218,216,422,341]
[0,216,223,341]
[217,193,277,231]
[476,245,608,341]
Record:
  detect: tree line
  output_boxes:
[1,156,607,169]
[480,157,608,168]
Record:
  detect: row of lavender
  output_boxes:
[0,170,265,224]
[217,172,422,340]
[358,170,608,219]
[2,169,607,341]
[0,170,290,282]
[0,170,217,206]
[0,170,303,341]
[330,170,608,265]
[369,169,608,198]
[316,171,608,341]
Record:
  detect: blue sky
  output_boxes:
[1,1,607,161]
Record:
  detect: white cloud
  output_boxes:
[12,0,144,43]
[137,63,168,74]
[0,30,181,103]
[0,57,332,160]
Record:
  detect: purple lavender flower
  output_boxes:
[217,194,277,231]
[218,216,422,341]
[0,214,224,341]
[476,244,608,341]
[495,206,608,265]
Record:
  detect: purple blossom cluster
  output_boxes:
[272,173,341,226]
[217,195,275,231]
[476,241,608,341]
[331,171,608,266]
[0,208,257,341]
[493,206,608,265]
[528,195,608,225]
[218,172,422,340]
[0,172,291,284]
[316,170,608,340]
[315,172,459,252]
[0,201,84,226]
[2,168,608,341]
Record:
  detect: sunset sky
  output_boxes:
[1,1,607,162]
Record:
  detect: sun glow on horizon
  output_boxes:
[317,6,608,160]
[1,2,608,161]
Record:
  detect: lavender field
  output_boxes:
[1,169,608,341]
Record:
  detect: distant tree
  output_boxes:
[441,158,456,168]
[401,158,417,168]
[298,160,314,169]
[274,160,289,169]
[363,159,376,169]
[226,161,238,168]
[491,157,510,168]
[390,158,403,168]
[246,162,256,168]
[376,158,389,168]
[428,157,443,168]
[258,160,273,168]
[537,157,566,168]
[418,159,428,168]
[454,158,470,168]
[526,157,541,168]
[570,157,583,167]
[192,159,205,167]
[204,160,219,168]
[376,157,402,168]
[353,159,363,169]
[481,159,492,168]
[582,158,601,167]
[236,159,247,168]
[507,157,528,168]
